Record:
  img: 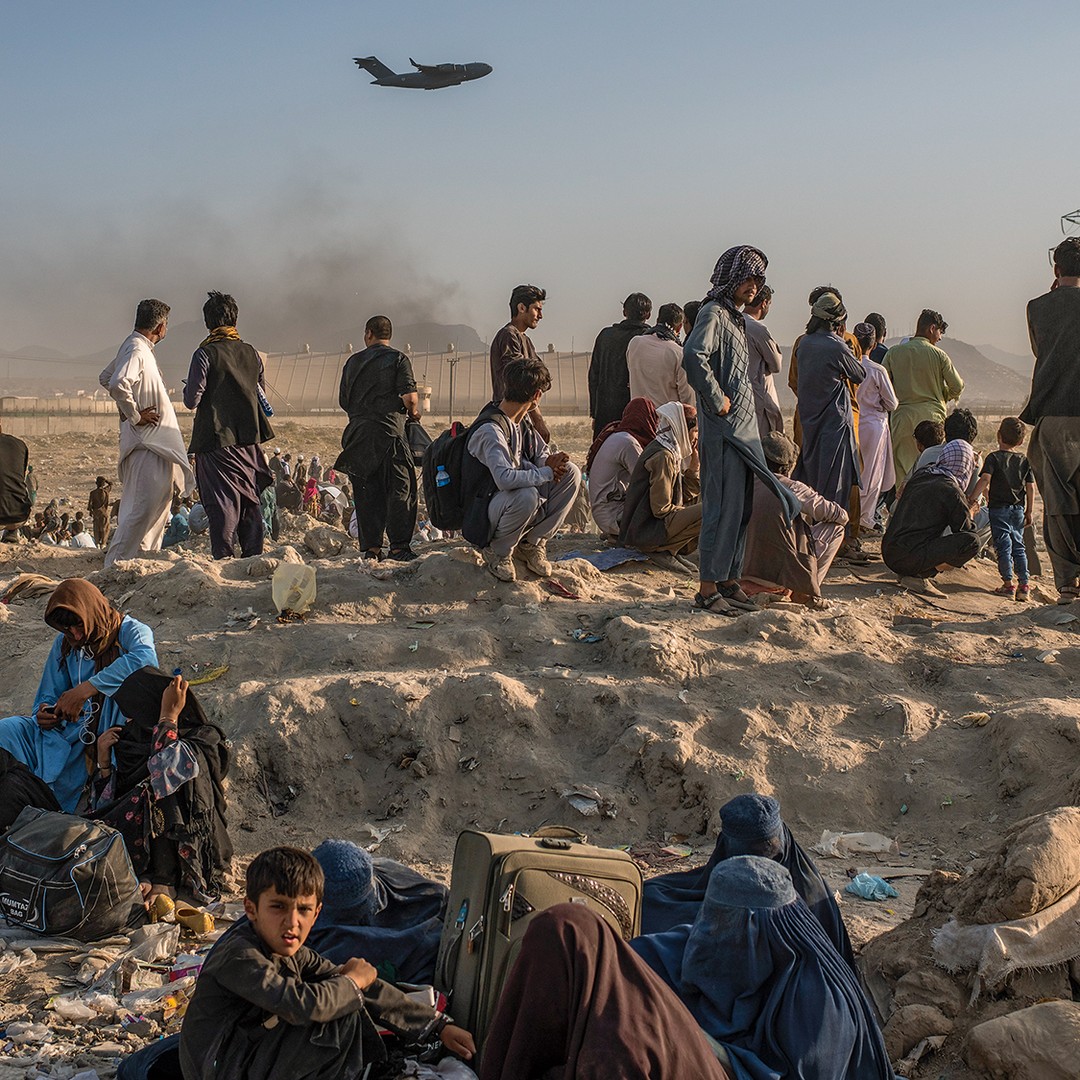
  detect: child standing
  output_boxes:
[969,417,1035,600]
[180,846,474,1080]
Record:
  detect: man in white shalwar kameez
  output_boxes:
[100,299,195,567]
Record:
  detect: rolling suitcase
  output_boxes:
[434,828,643,1045]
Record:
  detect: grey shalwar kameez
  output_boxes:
[683,299,799,584]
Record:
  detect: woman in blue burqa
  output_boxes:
[633,856,894,1080]
[0,579,157,812]
[683,247,800,614]
[640,793,856,971]
[306,839,449,985]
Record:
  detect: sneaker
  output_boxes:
[1015,583,1030,602]
[385,547,419,562]
[482,547,516,582]
[992,582,1016,597]
[898,575,945,597]
[515,539,552,577]
[360,548,383,561]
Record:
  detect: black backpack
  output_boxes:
[0,749,59,832]
[0,807,144,940]
[421,421,472,531]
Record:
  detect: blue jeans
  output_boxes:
[988,505,1028,584]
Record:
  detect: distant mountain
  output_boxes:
[976,343,1033,378]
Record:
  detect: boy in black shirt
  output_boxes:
[180,846,474,1080]
[969,417,1035,600]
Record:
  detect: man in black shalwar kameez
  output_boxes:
[335,316,421,561]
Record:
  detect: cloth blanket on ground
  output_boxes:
[632,857,893,1080]
[310,840,448,984]
[932,882,1080,1003]
[641,794,856,972]
[479,903,730,1080]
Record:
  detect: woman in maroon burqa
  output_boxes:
[479,903,730,1080]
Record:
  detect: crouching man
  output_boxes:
[462,357,582,582]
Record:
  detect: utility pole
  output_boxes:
[445,345,459,423]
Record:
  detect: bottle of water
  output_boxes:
[436,465,450,488]
[257,384,274,417]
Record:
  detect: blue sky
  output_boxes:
[2,0,1076,358]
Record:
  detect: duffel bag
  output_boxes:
[0,806,144,940]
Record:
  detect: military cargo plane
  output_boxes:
[353,56,493,89]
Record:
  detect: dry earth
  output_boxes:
[1,420,1078,1078]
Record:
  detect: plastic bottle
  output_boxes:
[256,384,274,417]
[435,465,450,488]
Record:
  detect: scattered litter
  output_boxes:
[188,664,229,686]
[1036,649,1059,663]
[956,711,991,727]
[560,785,617,819]
[224,606,260,629]
[272,562,317,615]
[814,831,899,858]
[856,866,931,880]
[661,844,693,858]
[896,1034,947,1075]
[557,548,648,571]
[677,689,690,703]
[408,640,419,652]
[570,627,603,644]
[349,698,360,706]
[941,795,954,808]
[458,754,480,772]
[0,947,35,975]
[343,752,354,761]
[544,579,580,600]
[170,953,205,980]
[407,620,436,630]
[48,994,96,1022]
[899,804,908,815]
[6,1021,52,1044]
[844,873,899,901]
[355,822,405,850]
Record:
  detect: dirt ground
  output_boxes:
[1,418,1077,1078]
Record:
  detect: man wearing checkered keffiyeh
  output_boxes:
[682,247,800,612]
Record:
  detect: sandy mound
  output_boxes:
[861,807,1080,1076]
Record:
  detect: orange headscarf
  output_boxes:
[44,579,124,670]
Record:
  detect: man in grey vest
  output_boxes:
[183,291,274,559]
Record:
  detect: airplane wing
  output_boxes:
[409,57,441,74]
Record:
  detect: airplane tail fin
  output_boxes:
[353,56,396,81]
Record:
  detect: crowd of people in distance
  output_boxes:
[4,237,1080,610]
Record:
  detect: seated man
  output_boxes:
[308,839,448,985]
[633,858,893,1080]
[462,357,582,582]
[882,439,980,595]
[0,579,157,811]
[741,432,848,606]
[641,792,855,971]
[179,846,474,1080]
[618,402,702,568]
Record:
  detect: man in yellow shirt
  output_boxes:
[883,310,964,481]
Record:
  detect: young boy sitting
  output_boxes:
[969,416,1036,600]
[180,846,474,1080]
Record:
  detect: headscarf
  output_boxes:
[44,579,124,670]
[307,838,449,984]
[926,438,976,490]
[633,857,893,1080]
[640,793,857,970]
[110,666,214,786]
[704,246,768,308]
[811,292,847,323]
[655,402,695,470]
[644,322,679,342]
[585,397,660,474]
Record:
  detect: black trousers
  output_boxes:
[884,531,979,579]
[350,439,417,552]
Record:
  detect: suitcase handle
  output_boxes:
[436,926,463,991]
[532,825,586,843]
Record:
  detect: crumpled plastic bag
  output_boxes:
[400,1059,479,1079]
[814,830,899,858]
[844,873,900,901]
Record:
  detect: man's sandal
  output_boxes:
[694,591,738,617]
